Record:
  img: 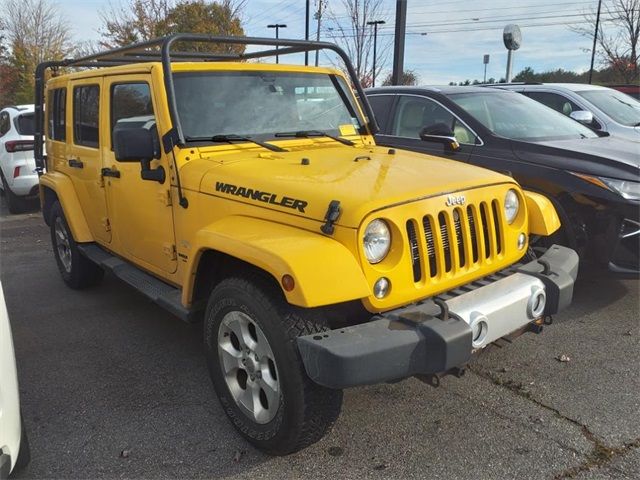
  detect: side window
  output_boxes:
[73,85,100,148]
[526,92,581,117]
[47,88,67,141]
[111,82,155,150]
[367,95,395,133]
[0,112,11,136]
[392,96,477,144]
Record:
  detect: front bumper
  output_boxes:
[297,245,578,389]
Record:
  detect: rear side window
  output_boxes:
[73,85,100,148]
[110,82,155,148]
[48,88,67,141]
[367,94,395,133]
[15,113,35,135]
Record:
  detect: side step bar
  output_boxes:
[77,244,199,323]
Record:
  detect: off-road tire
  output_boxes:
[49,201,104,289]
[204,274,343,455]
[0,171,27,214]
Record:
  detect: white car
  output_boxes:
[0,105,40,213]
[0,282,29,478]
[495,83,640,143]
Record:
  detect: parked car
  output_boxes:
[493,83,640,143]
[366,86,639,274]
[0,282,30,479]
[35,35,578,455]
[0,105,40,213]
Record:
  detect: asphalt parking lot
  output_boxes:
[1,197,638,480]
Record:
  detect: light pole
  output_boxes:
[267,24,287,64]
[588,0,602,84]
[367,20,385,87]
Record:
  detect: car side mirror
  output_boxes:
[569,110,594,125]
[113,127,165,183]
[419,123,460,151]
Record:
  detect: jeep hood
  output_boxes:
[188,144,512,228]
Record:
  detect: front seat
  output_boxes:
[397,102,425,138]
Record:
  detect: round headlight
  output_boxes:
[504,189,520,224]
[363,219,391,264]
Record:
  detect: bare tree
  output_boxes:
[325,0,390,86]
[0,0,73,103]
[572,0,639,82]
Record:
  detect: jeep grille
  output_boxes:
[406,200,504,282]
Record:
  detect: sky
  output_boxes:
[55,0,605,84]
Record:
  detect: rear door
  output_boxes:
[66,79,111,244]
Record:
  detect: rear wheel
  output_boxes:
[204,274,343,455]
[49,201,104,289]
[0,171,27,214]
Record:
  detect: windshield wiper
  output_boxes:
[274,130,355,146]
[185,134,286,152]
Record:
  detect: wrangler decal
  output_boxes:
[215,182,308,213]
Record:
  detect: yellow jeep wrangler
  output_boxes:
[34,35,578,455]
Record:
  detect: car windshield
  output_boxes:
[449,91,598,141]
[577,89,640,126]
[173,71,364,141]
[15,112,35,135]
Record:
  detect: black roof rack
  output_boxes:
[34,33,379,171]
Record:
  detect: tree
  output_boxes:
[0,0,73,104]
[572,0,639,82]
[382,69,418,86]
[99,0,172,47]
[99,0,246,53]
[157,0,245,54]
[325,0,390,86]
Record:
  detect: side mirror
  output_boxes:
[113,126,165,183]
[569,110,594,125]
[419,123,460,151]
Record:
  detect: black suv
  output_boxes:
[366,86,639,274]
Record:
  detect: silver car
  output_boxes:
[494,83,640,143]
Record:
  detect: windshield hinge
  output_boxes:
[320,200,341,235]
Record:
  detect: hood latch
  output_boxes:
[321,200,341,235]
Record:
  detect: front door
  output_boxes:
[379,94,478,161]
[102,75,177,274]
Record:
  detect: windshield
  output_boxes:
[173,71,364,140]
[449,91,598,141]
[577,89,640,126]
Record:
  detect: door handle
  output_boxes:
[101,167,121,178]
[68,159,84,169]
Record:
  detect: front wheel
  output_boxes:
[204,275,343,455]
[49,201,104,289]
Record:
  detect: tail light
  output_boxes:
[5,140,34,153]
[13,166,21,178]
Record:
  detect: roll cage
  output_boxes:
[34,34,379,172]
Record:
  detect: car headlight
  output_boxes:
[363,219,391,264]
[570,172,640,201]
[504,189,520,224]
[600,177,640,201]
